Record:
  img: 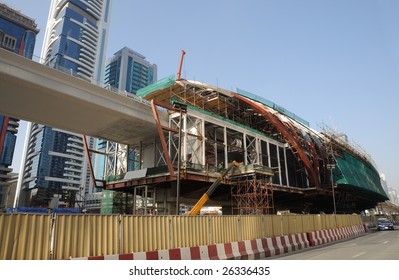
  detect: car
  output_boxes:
[377,218,394,231]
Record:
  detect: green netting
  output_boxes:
[236,88,310,127]
[106,173,125,183]
[136,74,176,97]
[334,151,388,199]
[100,190,134,214]
[100,190,114,214]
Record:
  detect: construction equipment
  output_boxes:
[187,161,241,216]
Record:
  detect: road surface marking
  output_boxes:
[352,252,366,258]
[383,241,389,244]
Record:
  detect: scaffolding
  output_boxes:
[230,164,274,215]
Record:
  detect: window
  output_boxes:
[2,35,17,51]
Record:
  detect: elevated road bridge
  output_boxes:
[0,48,167,145]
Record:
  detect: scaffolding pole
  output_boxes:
[231,166,274,215]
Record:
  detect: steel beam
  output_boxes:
[231,92,320,188]
[150,99,175,176]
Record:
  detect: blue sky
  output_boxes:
[4,0,399,191]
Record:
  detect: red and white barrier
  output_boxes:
[71,226,366,260]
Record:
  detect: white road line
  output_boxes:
[352,252,366,258]
[383,241,389,244]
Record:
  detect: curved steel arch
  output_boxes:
[231,92,320,188]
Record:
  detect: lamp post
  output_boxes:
[327,153,337,225]
[172,101,187,215]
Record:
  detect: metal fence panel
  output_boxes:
[0,213,364,259]
[0,214,50,260]
[262,215,274,237]
[53,214,120,259]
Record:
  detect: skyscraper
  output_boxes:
[105,47,157,95]
[17,0,111,208]
[0,3,39,210]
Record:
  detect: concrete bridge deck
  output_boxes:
[0,48,167,145]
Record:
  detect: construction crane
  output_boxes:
[187,161,242,216]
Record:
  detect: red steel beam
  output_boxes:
[284,120,321,177]
[82,134,98,189]
[150,99,175,176]
[0,116,9,159]
[176,50,186,80]
[231,92,320,188]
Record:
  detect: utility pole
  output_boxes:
[327,141,337,226]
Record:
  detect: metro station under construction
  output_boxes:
[0,48,394,260]
[95,74,387,216]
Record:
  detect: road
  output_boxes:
[270,227,399,260]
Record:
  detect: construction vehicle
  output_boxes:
[187,161,242,216]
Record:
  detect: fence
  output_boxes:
[0,213,362,260]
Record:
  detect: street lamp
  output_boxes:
[172,101,187,215]
[327,153,337,225]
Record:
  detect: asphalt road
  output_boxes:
[270,226,399,260]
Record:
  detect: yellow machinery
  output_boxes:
[187,161,241,216]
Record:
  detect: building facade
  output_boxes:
[18,0,111,209]
[388,188,398,205]
[0,3,39,210]
[380,174,389,199]
[105,47,157,95]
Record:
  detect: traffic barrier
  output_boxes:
[320,229,330,243]
[332,228,342,240]
[70,225,367,260]
[71,233,304,260]
[327,229,337,242]
[306,231,324,246]
[293,233,309,250]
[339,227,349,238]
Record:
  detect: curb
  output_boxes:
[71,226,365,260]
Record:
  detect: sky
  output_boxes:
[3,0,399,191]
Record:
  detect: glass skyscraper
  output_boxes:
[105,47,157,95]
[18,0,111,208]
[0,3,39,210]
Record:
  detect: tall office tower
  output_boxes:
[0,3,39,211]
[17,0,111,209]
[105,47,157,95]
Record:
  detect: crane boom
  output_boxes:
[187,161,241,216]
